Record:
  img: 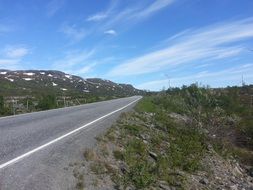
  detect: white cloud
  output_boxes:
[0,24,11,34]
[86,0,118,22]
[84,0,175,36]
[137,64,253,90]
[0,59,22,70]
[133,0,174,19]
[0,45,29,70]
[86,13,108,22]
[61,24,86,43]
[104,29,117,35]
[4,46,29,58]
[52,49,120,76]
[77,63,97,74]
[54,49,95,69]
[102,0,175,29]
[0,59,19,65]
[61,1,174,43]
[46,0,65,17]
[107,18,253,77]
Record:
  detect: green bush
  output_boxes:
[37,94,57,110]
[0,95,11,116]
[113,150,124,160]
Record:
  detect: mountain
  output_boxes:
[0,70,144,97]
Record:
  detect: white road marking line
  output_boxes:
[0,97,141,170]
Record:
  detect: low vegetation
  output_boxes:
[0,93,124,116]
[71,84,253,189]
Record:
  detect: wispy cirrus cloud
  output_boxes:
[52,48,122,76]
[132,0,174,20]
[107,0,175,26]
[4,45,30,58]
[61,1,175,44]
[53,48,97,75]
[0,45,30,70]
[86,0,175,34]
[0,59,19,65]
[61,24,86,43]
[86,0,118,22]
[0,59,22,70]
[54,49,95,68]
[77,63,97,75]
[107,18,253,77]
[86,12,108,22]
[137,64,253,90]
[104,29,117,36]
[46,0,66,17]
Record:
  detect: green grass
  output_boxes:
[123,124,142,136]
[135,96,156,113]
[90,161,107,175]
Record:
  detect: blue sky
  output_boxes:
[0,0,253,90]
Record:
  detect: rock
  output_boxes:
[230,176,237,184]
[207,144,213,151]
[140,134,146,140]
[229,184,238,190]
[159,181,172,190]
[108,164,118,171]
[150,124,155,128]
[140,134,149,140]
[249,167,253,177]
[233,165,243,176]
[119,162,129,174]
[149,151,158,161]
[169,112,190,123]
[159,184,172,190]
[199,178,209,185]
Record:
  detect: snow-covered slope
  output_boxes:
[0,70,144,96]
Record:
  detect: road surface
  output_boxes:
[0,96,141,190]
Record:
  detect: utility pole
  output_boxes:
[164,74,171,89]
[63,96,66,107]
[26,96,29,111]
[12,99,16,115]
[241,75,245,86]
[251,95,253,108]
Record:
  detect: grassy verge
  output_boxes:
[76,84,253,189]
[82,95,207,189]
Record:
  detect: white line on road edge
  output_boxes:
[0,97,142,170]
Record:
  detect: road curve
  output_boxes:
[0,96,141,190]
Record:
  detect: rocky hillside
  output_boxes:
[0,69,143,97]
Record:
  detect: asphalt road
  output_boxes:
[0,96,141,190]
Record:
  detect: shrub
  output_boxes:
[135,97,156,113]
[37,94,57,110]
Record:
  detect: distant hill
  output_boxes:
[0,69,144,97]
